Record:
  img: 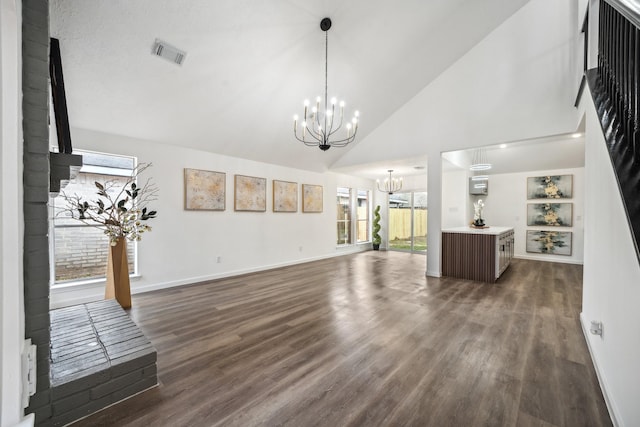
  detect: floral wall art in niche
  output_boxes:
[527,175,573,199]
[526,230,572,255]
[184,168,225,211]
[302,184,323,213]
[527,203,572,227]
[273,180,297,212]
[234,175,266,211]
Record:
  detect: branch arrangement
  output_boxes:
[57,163,158,244]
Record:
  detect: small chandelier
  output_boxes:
[470,148,492,171]
[377,170,403,195]
[293,18,360,151]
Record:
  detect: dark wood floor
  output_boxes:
[72,251,612,427]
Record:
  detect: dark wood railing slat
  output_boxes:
[588,0,640,264]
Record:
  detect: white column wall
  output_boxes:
[426,154,442,277]
[1,0,25,425]
[581,90,640,426]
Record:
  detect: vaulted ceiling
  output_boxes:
[49,0,536,175]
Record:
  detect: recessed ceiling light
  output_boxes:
[499,144,507,149]
[571,133,582,138]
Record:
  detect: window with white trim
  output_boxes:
[50,150,137,285]
[337,187,371,245]
[337,187,352,245]
[356,189,370,243]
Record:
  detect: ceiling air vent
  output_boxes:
[151,39,186,66]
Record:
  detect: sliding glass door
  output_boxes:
[388,192,427,253]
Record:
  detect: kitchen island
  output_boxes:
[441,226,514,282]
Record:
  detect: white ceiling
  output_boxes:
[49,0,539,177]
[442,133,585,176]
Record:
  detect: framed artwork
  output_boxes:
[527,203,572,226]
[184,168,225,211]
[302,184,323,213]
[273,180,297,212]
[527,175,573,199]
[234,175,266,212]
[526,230,572,255]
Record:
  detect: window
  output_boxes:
[337,187,352,245]
[50,150,137,285]
[356,189,370,243]
[388,191,427,253]
[337,187,371,245]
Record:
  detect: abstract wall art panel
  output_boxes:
[234,175,266,212]
[302,184,323,213]
[527,203,572,227]
[273,180,297,212]
[526,230,572,255]
[527,175,573,199]
[184,168,225,211]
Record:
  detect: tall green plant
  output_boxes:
[372,205,382,246]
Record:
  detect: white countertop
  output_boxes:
[442,226,513,235]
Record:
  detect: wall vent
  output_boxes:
[152,39,186,65]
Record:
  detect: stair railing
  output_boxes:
[587,0,640,262]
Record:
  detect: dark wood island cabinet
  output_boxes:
[442,226,514,282]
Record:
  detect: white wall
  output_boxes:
[482,167,584,264]
[1,0,25,425]
[441,169,469,230]
[581,90,640,426]
[51,128,376,307]
[395,174,427,193]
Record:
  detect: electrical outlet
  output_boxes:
[299,246,303,252]
[590,320,603,337]
[22,339,36,409]
[217,256,222,263]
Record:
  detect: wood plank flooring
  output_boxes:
[71,252,612,427]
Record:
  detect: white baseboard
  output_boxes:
[426,269,441,278]
[579,312,619,427]
[514,254,583,265]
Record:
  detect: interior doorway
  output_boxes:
[387,191,427,253]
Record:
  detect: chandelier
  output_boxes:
[470,148,492,171]
[293,18,360,151]
[377,170,403,194]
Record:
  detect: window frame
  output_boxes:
[356,189,370,243]
[337,187,353,245]
[336,186,372,246]
[49,149,139,288]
